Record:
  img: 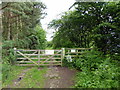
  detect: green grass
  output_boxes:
[17,67,47,88]
[3,66,47,88]
[2,65,26,88]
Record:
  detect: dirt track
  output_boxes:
[44,66,77,88]
[5,66,77,88]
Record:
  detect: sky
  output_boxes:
[41,0,75,41]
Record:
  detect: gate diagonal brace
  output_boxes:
[17,51,39,66]
[18,51,38,63]
[41,50,62,64]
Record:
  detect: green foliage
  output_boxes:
[2,64,11,83]
[17,67,47,88]
[2,1,47,56]
[2,2,47,49]
[2,40,16,64]
[75,61,119,88]
[46,41,53,49]
[74,50,103,71]
[2,67,47,88]
[64,50,120,88]
[2,1,47,85]
[62,58,75,68]
[33,25,47,49]
[49,2,120,54]
[2,66,26,87]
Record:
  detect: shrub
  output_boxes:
[75,59,120,88]
[64,50,120,88]
[2,40,17,83]
[2,64,12,83]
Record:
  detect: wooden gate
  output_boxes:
[14,48,65,66]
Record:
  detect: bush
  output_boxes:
[2,48,16,65]
[62,58,76,68]
[64,50,120,88]
[2,64,12,83]
[2,40,17,83]
[75,60,120,88]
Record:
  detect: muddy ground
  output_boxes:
[44,66,77,88]
[5,66,77,88]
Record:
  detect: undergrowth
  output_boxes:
[2,66,26,88]
[64,50,120,88]
[18,67,47,88]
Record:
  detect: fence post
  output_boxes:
[61,48,65,66]
[76,49,78,55]
[14,48,17,64]
[38,50,40,65]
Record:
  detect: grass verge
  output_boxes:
[17,67,47,88]
[2,65,26,88]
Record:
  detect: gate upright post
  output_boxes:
[38,50,40,66]
[61,48,65,66]
[14,48,17,64]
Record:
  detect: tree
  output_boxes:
[2,2,46,49]
[2,2,47,65]
[49,1,120,55]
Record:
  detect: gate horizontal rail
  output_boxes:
[17,61,62,63]
[14,48,64,66]
[17,54,62,56]
[17,58,61,60]
[14,48,92,66]
[16,64,62,66]
[16,49,61,51]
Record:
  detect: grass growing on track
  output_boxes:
[2,66,26,88]
[18,67,47,88]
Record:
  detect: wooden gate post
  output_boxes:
[14,47,17,54]
[14,48,17,64]
[61,48,65,66]
[38,50,40,65]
